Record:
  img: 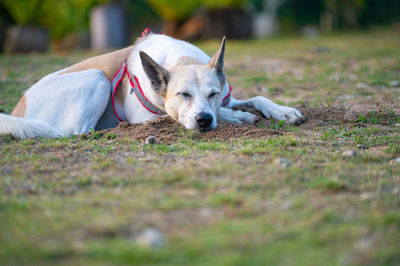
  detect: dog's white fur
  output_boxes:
[0,33,305,139]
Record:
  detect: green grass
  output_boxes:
[1,30,400,265]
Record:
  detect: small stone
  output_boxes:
[389,157,400,165]
[145,135,156,145]
[360,191,375,200]
[357,144,369,150]
[354,236,374,251]
[3,168,12,175]
[136,228,164,248]
[279,200,292,210]
[389,80,400,87]
[314,46,331,53]
[342,150,356,158]
[356,83,368,89]
[274,157,292,167]
[199,208,212,218]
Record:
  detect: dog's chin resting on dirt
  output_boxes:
[0,30,305,139]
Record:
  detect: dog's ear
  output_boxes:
[208,36,226,84]
[139,51,169,96]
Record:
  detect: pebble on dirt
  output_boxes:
[389,80,400,87]
[136,228,165,248]
[357,144,369,150]
[274,158,292,167]
[3,168,12,175]
[356,83,368,89]
[199,207,212,218]
[389,157,400,165]
[145,135,156,145]
[360,191,375,201]
[342,150,357,158]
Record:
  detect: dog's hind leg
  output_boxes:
[21,69,112,137]
[227,96,306,125]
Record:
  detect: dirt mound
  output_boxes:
[298,107,348,129]
[101,106,349,143]
[96,106,398,143]
[299,107,347,123]
[102,116,282,143]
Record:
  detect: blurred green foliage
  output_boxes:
[2,0,110,40]
[2,0,43,25]
[40,0,110,40]
[203,0,249,10]
[1,0,399,41]
[359,0,400,26]
[278,0,400,30]
[146,0,249,21]
[121,0,160,38]
[146,0,199,21]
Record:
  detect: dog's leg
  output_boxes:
[218,107,256,124]
[228,96,306,125]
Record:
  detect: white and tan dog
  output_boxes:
[0,30,305,139]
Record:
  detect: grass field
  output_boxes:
[1,30,400,265]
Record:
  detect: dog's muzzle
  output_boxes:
[196,112,213,130]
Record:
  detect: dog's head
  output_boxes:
[139,37,226,131]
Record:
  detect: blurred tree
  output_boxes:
[0,2,14,52]
[2,0,399,46]
[40,0,110,40]
[146,0,200,22]
[2,0,111,41]
[121,0,161,38]
[203,0,249,9]
[324,0,365,29]
[146,0,250,38]
[359,0,400,26]
[2,0,49,53]
[146,0,249,22]
[2,0,43,25]
[278,0,325,32]
[278,0,371,32]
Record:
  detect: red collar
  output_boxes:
[111,61,166,122]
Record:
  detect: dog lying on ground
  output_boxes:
[0,29,305,139]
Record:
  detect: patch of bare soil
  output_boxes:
[298,107,348,129]
[97,106,398,143]
[102,116,282,143]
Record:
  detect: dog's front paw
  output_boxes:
[238,110,257,124]
[253,96,306,125]
[271,106,306,125]
[219,108,257,124]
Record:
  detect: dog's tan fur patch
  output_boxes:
[11,94,26,117]
[60,45,134,81]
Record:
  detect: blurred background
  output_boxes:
[0,0,399,53]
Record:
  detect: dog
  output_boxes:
[0,29,305,139]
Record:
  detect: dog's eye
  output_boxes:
[177,92,192,99]
[208,92,220,99]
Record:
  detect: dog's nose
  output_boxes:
[195,112,213,129]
